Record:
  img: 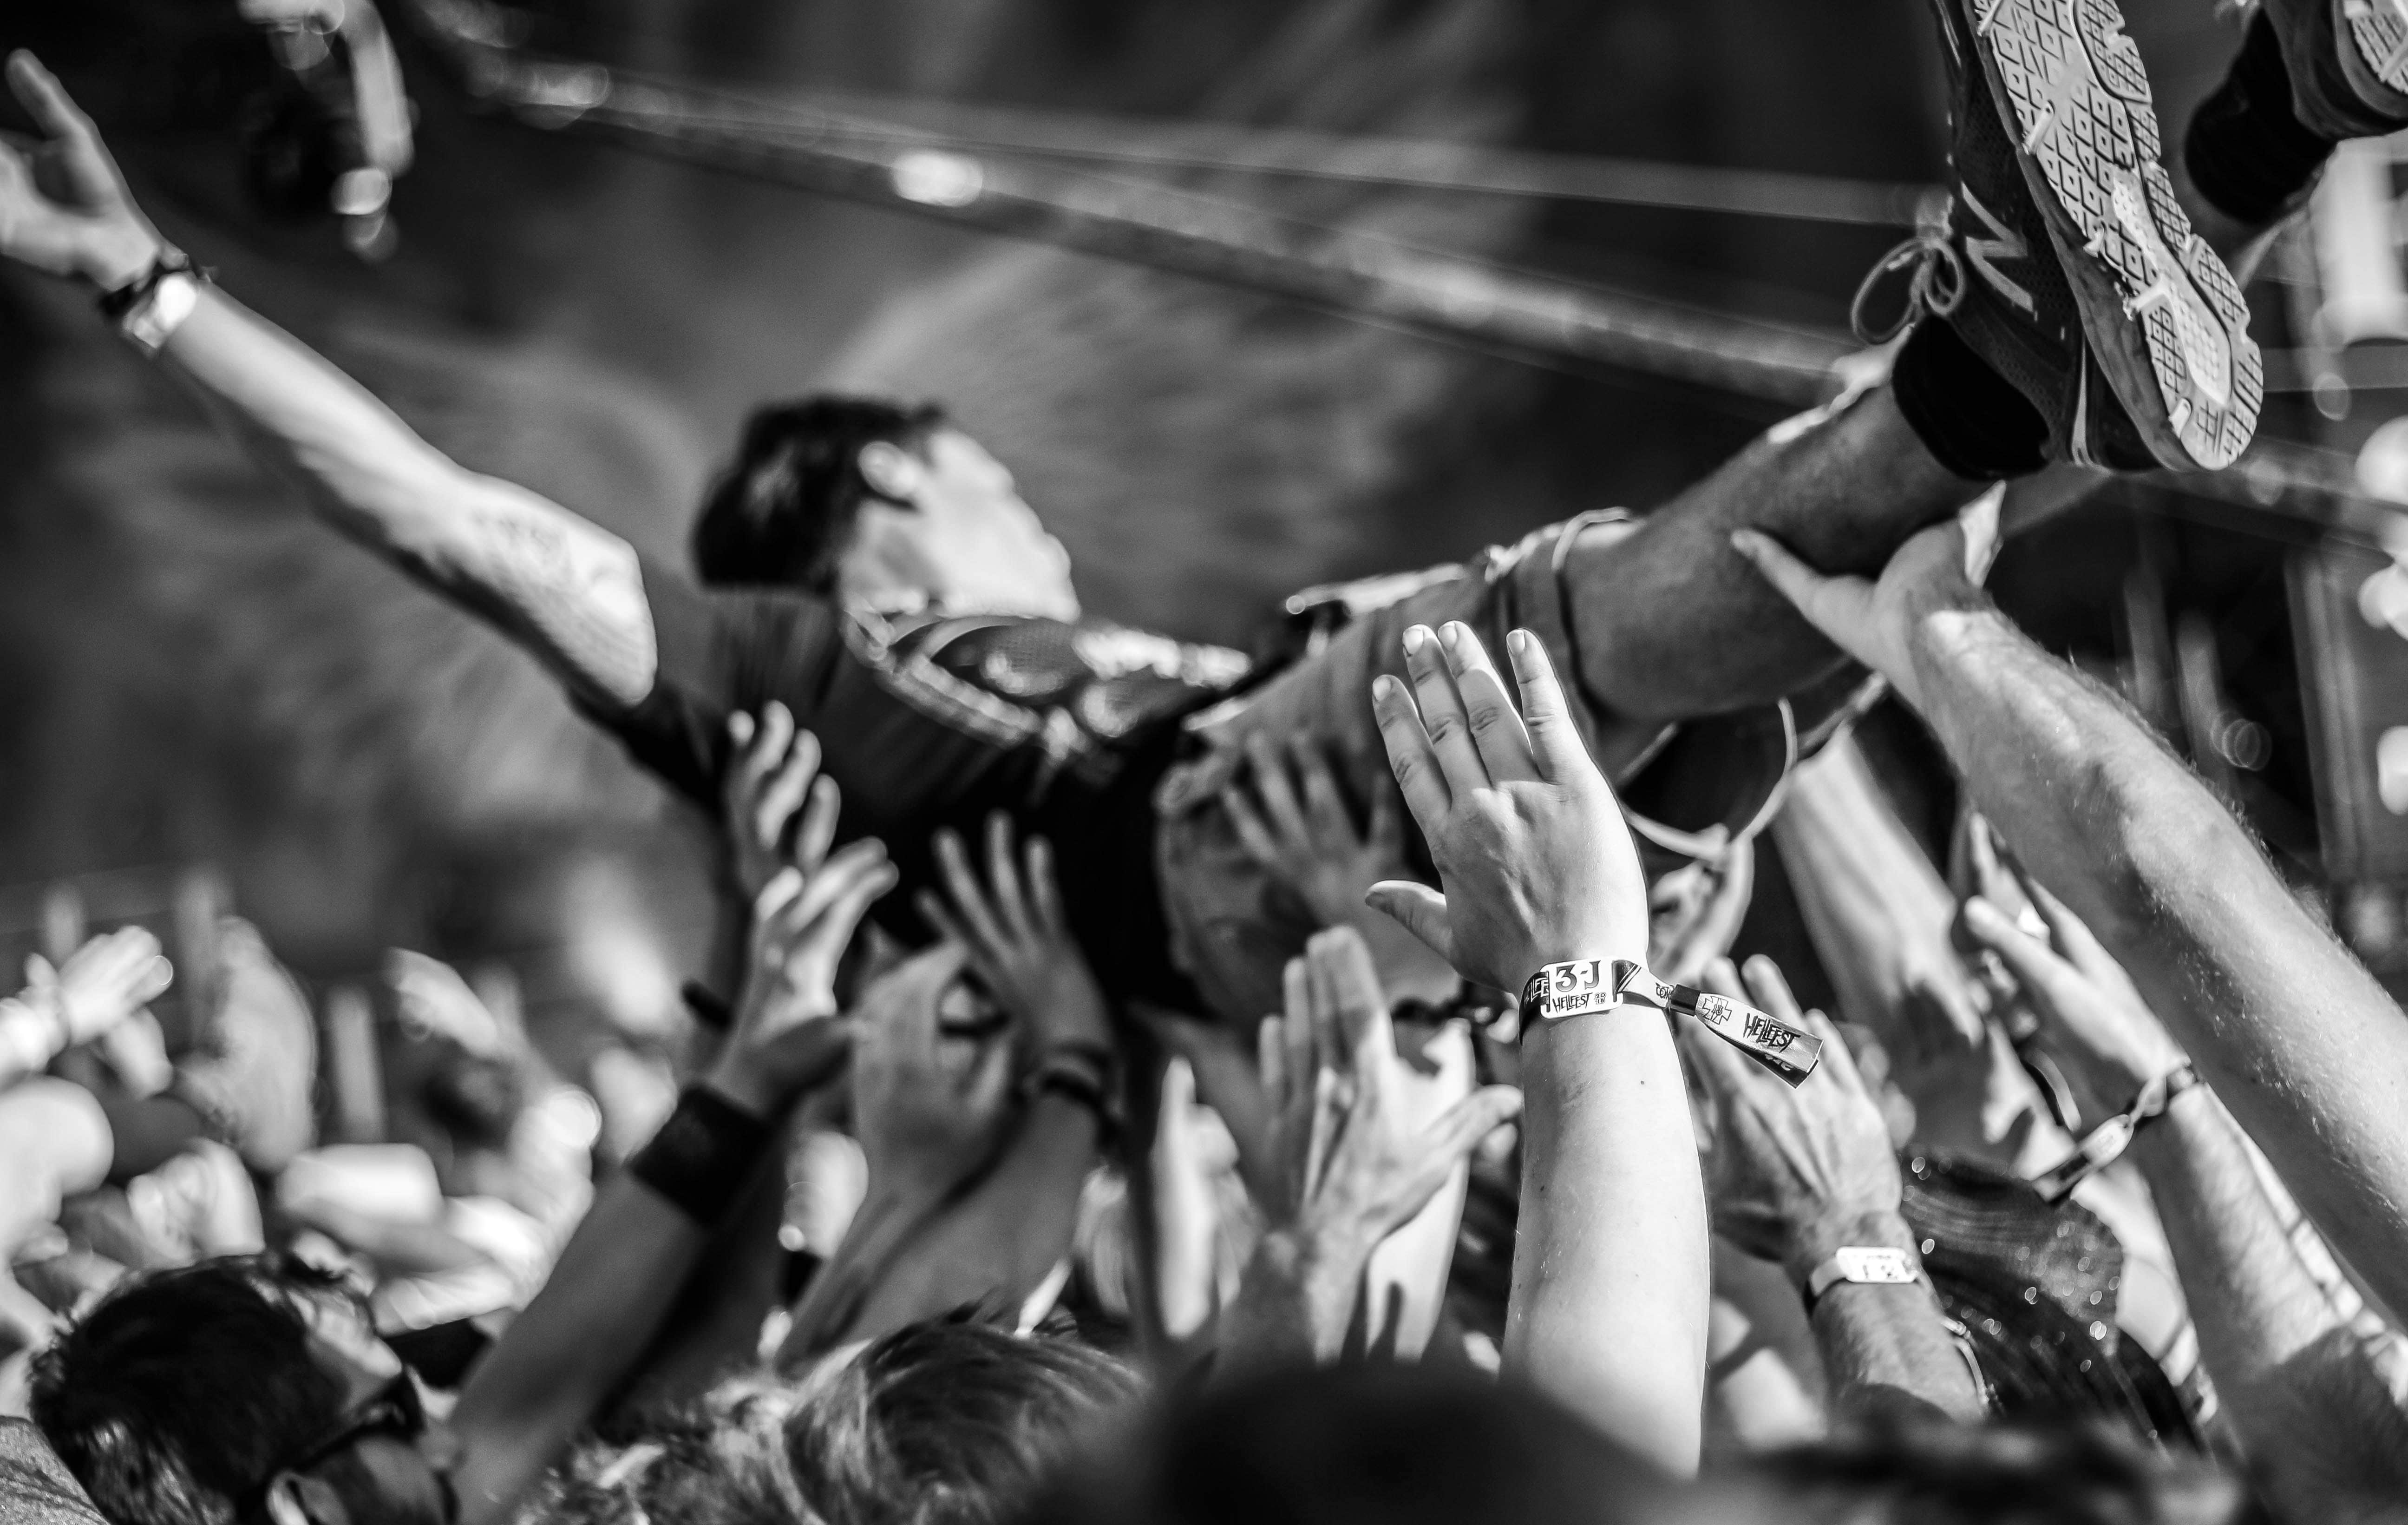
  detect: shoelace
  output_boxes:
[1850,208,1967,345]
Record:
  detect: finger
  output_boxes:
[1425,1085,1525,1161]
[1801,1008,1869,1097]
[913,890,984,979]
[734,702,795,806]
[752,865,808,934]
[782,841,891,938]
[984,812,1034,945]
[7,55,95,144]
[1292,736,1357,847]
[1370,673,1452,831]
[1401,624,1490,796]
[1309,926,1387,1064]
[1281,955,1315,1098]
[1257,1009,1286,1112]
[2009,864,2110,970]
[1246,733,1310,844]
[795,860,898,965]
[1220,785,1283,869]
[933,828,1009,955]
[1738,954,1808,1029]
[1701,956,1745,1003]
[960,1026,1017,1117]
[1438,622,1539,784]
[754,731,820,859]
[1675,994,1772,1103]
[1502,630,1595,786]
[792,774,842,878]
[1727,531,1878,659]
[1024,836,1068,940]
[1960,897,2085,1016]
[1364,881,1454,966]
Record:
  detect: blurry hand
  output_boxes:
[1224,734,1407,930]
[850,943,1017,1208]
[1648,839,1754,987]
[1959,872,2187,1124]
[1366,623,1645,991]
[1259,928,1521,1255]
[0,53,164,289]
[919,813,1112,1055]
[722,703,838,902]
[388,949,508,1058]
[35,927,172,1048]
[706,835,896,1118]
[1730,493,1998,714]
[1685,956,1900,1278]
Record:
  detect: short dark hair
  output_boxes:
[533,1317,1140,1525]
[690,396,947,593]
[30,1257,355,1525]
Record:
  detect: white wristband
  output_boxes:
[1518,957,1823,1085]
[120,271,202,357]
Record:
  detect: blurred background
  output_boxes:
[0,0,2401,1124]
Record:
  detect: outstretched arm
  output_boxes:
[1734,506,2408,1324]
[0,53,655,709]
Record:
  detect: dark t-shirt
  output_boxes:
[582,566,1250,1006]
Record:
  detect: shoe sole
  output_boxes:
[2340,0,2408,107]
[1969,0,2261,470]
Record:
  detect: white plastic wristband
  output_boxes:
[1801,1244,1924,1315]
[120,271,202,358]
[1518,957,1822,1085]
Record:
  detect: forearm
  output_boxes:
[840,1098,1100,1344]
[1788,1210,1982,1423]
[1908,607,2408,1312]
[157,289,654,706]
[2132,1088,2408,1505]
[1505,1013,1709,1475]
[1772,734,1956,1025]
[448,1175,709,1525]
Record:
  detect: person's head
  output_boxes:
[691,397,1079,622]
[532,1317,1139,1525]
[30,1255,455,1525]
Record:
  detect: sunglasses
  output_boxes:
[235,1370,432,1517]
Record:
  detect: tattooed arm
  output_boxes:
[160,289,659,707]
[0,54,655,707]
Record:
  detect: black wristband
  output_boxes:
[627,1085,774,1225]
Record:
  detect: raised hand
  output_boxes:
[1730,491,1999,714]
[919,813,1112,1056]
[849,943,1019,1208]
[1684,956,1899,1278]
[1960,869,2188,1124]
[1365,622,1645,991]
[1259,927,1521,1253]
[721,703,836,902]
[0,53,163,289]
[1224,733,1406,930]
[38,926,173,1049]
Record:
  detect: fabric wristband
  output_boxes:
[627,1085,775,1225]
[1518,958,1822,1085]
[1020,1041,1119,1144]
[2033,1063,2202,1203]
[1799,1244,1924,1316]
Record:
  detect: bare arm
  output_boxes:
[0,54,654,710]
[1365,622,1707,1473]
[1736,513,2408,1321]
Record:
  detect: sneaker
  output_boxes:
[1925,0,2260,471]
[2261,0,2408,138]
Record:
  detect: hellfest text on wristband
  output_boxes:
[1517,958,1823,1086]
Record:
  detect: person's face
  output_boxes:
[275,1295,457,1525]
[856,429,1080,622]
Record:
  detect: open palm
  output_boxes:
[0,52,160,287]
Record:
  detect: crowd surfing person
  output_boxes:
[7,0,2408,1519]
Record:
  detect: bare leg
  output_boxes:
[1570,384,1978,723]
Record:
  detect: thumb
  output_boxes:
[1729,529,1879,664]
[1365,881,1454,965]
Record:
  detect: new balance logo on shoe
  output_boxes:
[1961,186,2036,316]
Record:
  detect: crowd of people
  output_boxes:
[4,0,2408,1518]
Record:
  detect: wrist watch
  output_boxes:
[1799,1244,1924,1315]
